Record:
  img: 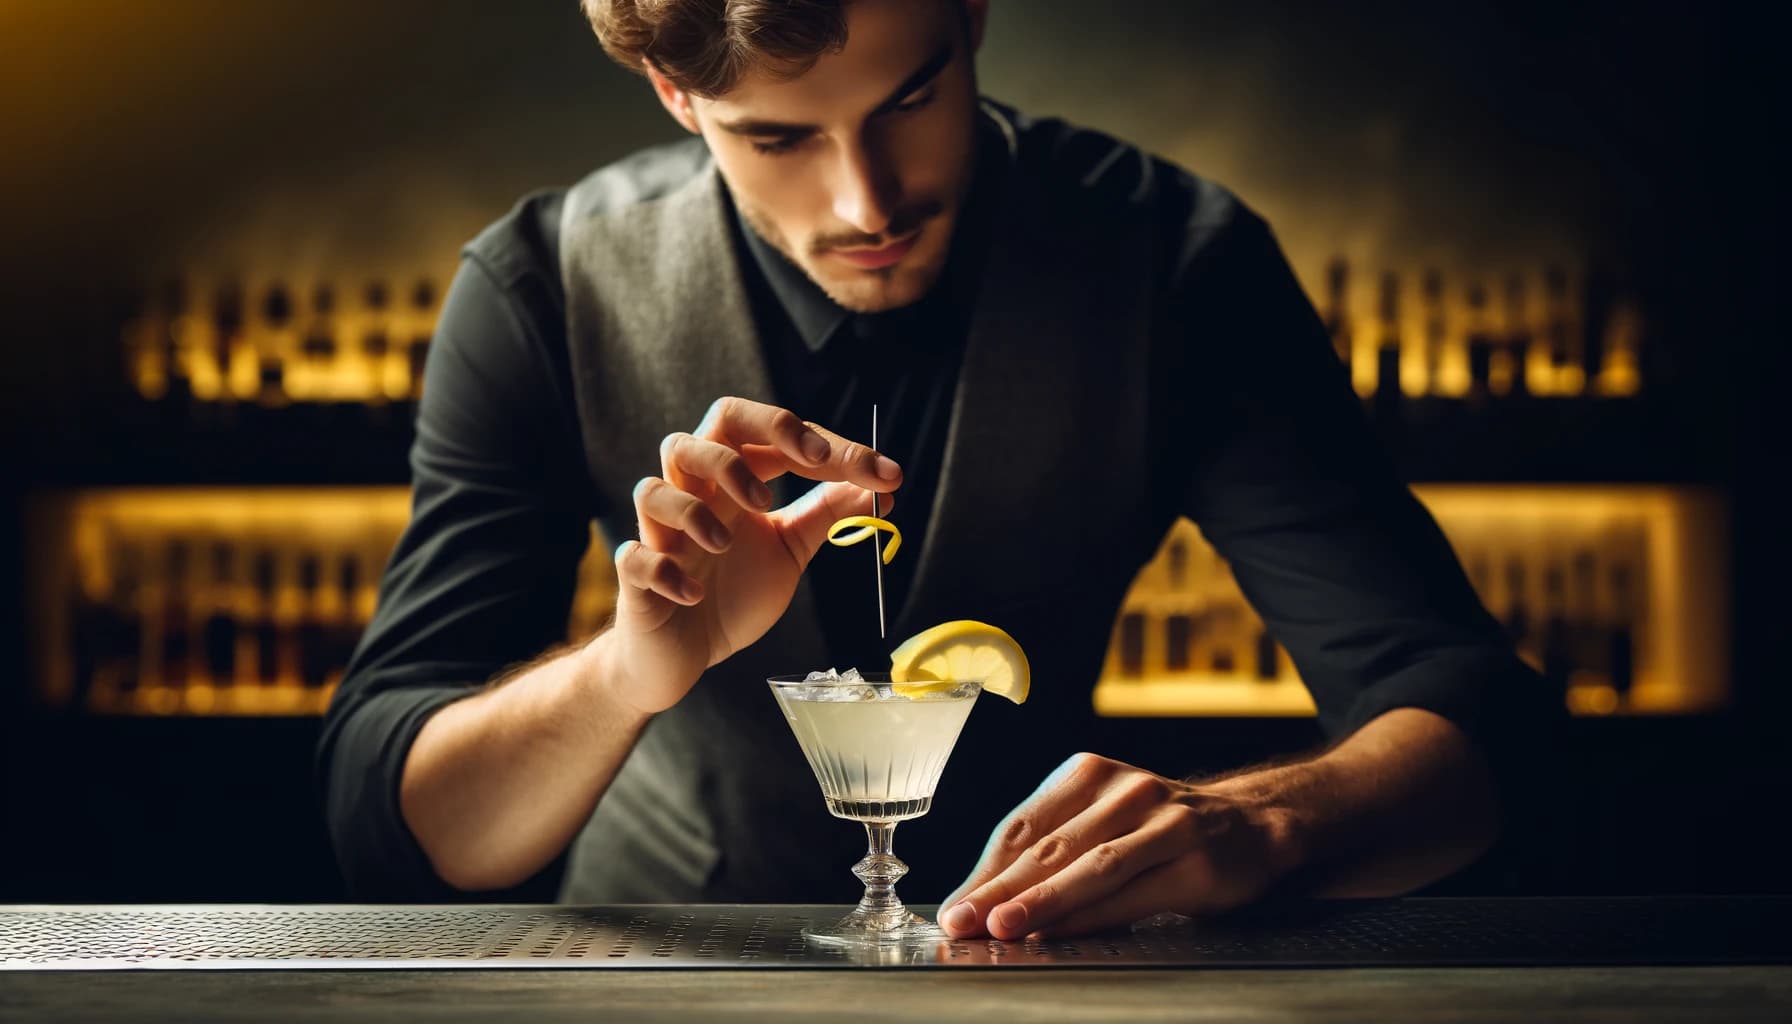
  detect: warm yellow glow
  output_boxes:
[1093,485,1728,718]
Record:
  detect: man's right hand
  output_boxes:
[602,396,902,715]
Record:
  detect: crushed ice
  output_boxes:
[797,667,876,701]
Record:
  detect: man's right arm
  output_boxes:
[316,198,622,898]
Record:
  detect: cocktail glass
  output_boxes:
[768,671,981,947]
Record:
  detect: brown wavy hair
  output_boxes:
[581,0,852,98]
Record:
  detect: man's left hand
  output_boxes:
[937,752,1302,940]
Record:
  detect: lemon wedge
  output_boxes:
[889,620,1030,704]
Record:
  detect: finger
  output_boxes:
[695,396,833,469]
[939,753,1118,932]
[659,433,776,514]
[614,538,703,608]
[634,476,732,554]
[983,802,1197,941]
[1023,856,1191,940]
[772,479,898,569]
[695,397,902,492]
[939,767,1161,939]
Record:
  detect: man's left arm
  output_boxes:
[940,206,1565,941]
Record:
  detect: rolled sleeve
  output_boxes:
[315,215,594,900]
[1170,212,1567,816]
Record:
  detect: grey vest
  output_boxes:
[553,107,1175,903]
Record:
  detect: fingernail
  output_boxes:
[941,902,977,934]
[680,578,703,602]
[750,481,775,509]
[874,454,901,480]
[994,902,1028,934]
[800,430,830,464]
[703,524,731,550]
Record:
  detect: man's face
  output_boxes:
[675,0,981,313]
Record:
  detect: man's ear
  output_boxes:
[644,61,701,134]
[964,0,989,52]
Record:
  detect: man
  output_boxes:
[318,0,1564,942]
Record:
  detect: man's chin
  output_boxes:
[811,261,944,314]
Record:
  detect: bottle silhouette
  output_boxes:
[1608,561,1637,701]
[109,539,146,704]
[159,278,194,411]
[258,283,293,406]
[302,283,338,400]
[1165,613,1193,672]
[213,279,249,407]
[1502,556,1530,656]
[161,538,193,695]
[1463,282,1495,404]
[202,541,238,693]
[1118,612,1147,678]
[1542,266,1578,395]
[296,554,330,688]
[1253,624,1278,682]
[252,550,281,685]
[1500,273,1530,398]
[1421,268,1447,396]
[332,553,364,683]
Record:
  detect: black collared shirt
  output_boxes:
[318,103,1563,902]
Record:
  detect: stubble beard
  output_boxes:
[737,199,951,314]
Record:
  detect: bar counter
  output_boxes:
[4,899,1788,1021]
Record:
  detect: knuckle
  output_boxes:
[769,408,803,439]
[1119,773,1170,807]
[836,440,868,467]
[1087,841,1126,878]
[1161,802,1203,839]
[999,816,1033,853]
[1025,882,1061,909]
[1030,834,1075,870]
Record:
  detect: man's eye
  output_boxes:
[750,135,804,156]
[894,88,936,113]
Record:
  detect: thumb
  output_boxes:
[776,479,899,569]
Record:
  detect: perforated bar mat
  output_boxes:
[4,898,1788,970]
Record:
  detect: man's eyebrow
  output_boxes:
[713,41,954,137]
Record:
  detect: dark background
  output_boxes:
[0,1,1783,902]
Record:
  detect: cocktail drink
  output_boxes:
[768,671,981,946]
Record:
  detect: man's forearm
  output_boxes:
[1205,707,1501,898]
[399,628,655,892]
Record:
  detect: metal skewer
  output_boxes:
[871,404,886,639]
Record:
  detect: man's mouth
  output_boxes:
[828,230,921,270]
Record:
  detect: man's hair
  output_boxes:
[581,0,851,98]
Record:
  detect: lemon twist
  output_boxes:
[825,515,902,564]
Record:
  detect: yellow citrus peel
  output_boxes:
[825,515,902,564]
[889,620,1030,704]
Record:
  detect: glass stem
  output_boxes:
[852,820,909,917]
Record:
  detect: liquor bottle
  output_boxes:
[257,283,293,407]
[1463,282,1495,404]
[1323,258,1353,376]
[251,550,282,686]
[1499,273,1530,398]
[296,553,330,689]
[407,277,437,399]
[201,541,239,695]
[361,280,391,405]
[160,278,194,410]
[1374,271,1402,411]
[1164,613,1193,673]
[107,536,146,706]
[1207,606,1239,675]
[214,279,254,403]
[1118,612,1147,678]
[161,538,193,696]
[1253,623,1278,682]
[301,283,338,402]
[1542,265,1583,396]
[1595,293,1645,397]
[331,553,364,682]
[1421,268,1447,396]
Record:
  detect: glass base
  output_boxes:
[802,906,944,946]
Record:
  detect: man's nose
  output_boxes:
[830,137,897,237]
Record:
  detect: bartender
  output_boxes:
[317,0,1564,942]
